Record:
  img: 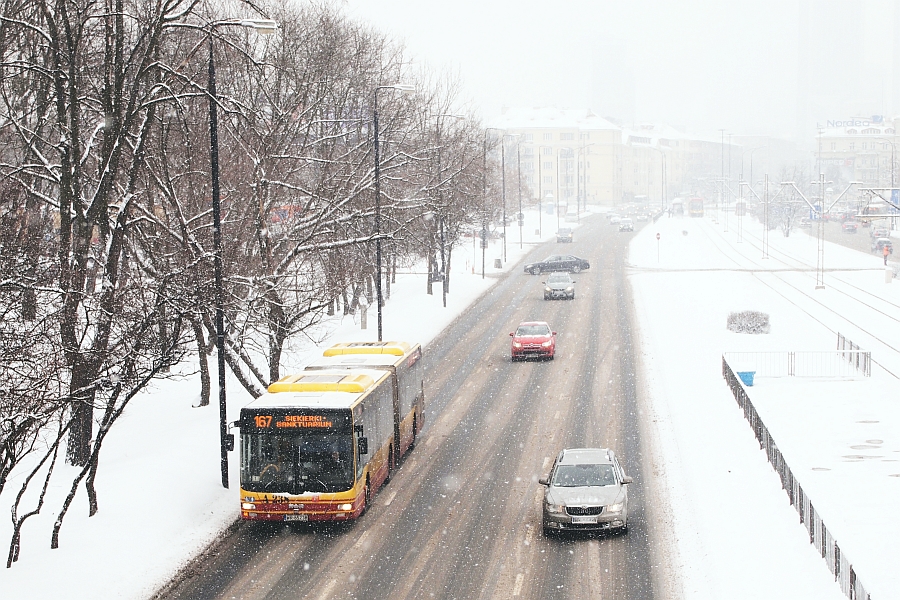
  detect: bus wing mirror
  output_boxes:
[358,437,369,455]
[224,433,235,452]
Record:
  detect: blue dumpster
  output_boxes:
[737,371,755,387]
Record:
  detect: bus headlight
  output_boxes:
[338,503,353,511]
[242,502,256,510]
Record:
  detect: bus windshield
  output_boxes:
[241,432,354,494]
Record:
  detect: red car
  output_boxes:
[510,321,557,361]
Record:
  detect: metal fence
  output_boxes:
[837,333,872,376]
[723,350,870,378]
[722,357,872,600]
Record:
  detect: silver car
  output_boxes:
[543,272,575,300]
[539,448,632,535]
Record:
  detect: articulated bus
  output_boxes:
[239,341,424,523]
[688,197,704,217]
[307,341,424,461]
[239,368,397,522]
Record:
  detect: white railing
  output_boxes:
[723,350,871,378]
[721,358,872,600]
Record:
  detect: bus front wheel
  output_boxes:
[361,481,371,516]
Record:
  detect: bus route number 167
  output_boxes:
[254,415,272,428]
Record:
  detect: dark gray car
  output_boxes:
[539,448,632,535]
[523,254,590,275]
[543,271,575,300]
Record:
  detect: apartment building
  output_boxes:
[816,117,899,188]
[492,107,622,208]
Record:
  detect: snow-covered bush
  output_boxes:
[727,311,770,334]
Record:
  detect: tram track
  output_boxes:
[692,218,900,378]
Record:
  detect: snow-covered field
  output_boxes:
[1,205,893,600]
[630,213,897,600]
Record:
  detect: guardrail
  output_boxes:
[722,350,870,378]
[722,356,872,600]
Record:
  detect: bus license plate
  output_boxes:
[571,516,597,524]
[284,514,308,522]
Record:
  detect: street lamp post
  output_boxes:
[206,17,276,489]
[432,113,465,308]
[537,145,553,237]
[500,133,519,263]
[374,83,416,339]
[516,138,523,249]
[483,127,502,277]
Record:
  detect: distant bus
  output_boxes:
[239,368,399,522]
[689,197,704,217]
[671,198,684,216]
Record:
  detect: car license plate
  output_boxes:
[571,515,597,524]
[284,514,308,522]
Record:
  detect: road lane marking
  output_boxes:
[382,490,397,506]
[542,456,551,470]
[316,579,338,600]
[352,529,371,550]
[554,410,560,419]
[512,573,525,596]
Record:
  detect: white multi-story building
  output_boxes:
[493,107,742,208]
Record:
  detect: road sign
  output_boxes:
[656,233,660,240]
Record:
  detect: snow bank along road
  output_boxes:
[154,216,663,599]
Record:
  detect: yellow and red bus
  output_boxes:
[239,368,397,522]
[307,341,424,461]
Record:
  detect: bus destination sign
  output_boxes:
[253,414,334,429]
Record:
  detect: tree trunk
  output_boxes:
[65,363,95,467]
[191,317,210,407]
[342,287,350,315]
[444,246,453,295]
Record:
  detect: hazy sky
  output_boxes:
[340,0,898,140]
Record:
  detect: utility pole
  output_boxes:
[763,174,769,259]
[517,140,523,249]
[816,172,826,289]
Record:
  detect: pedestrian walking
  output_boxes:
[883,243,890,265]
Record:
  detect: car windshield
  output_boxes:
[240,432,354,494]
[516,324,550,336]
[547,273,570,284]
[558,228,571,234]
[552,463,617,487]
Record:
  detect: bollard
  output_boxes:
[494,258,502,269]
